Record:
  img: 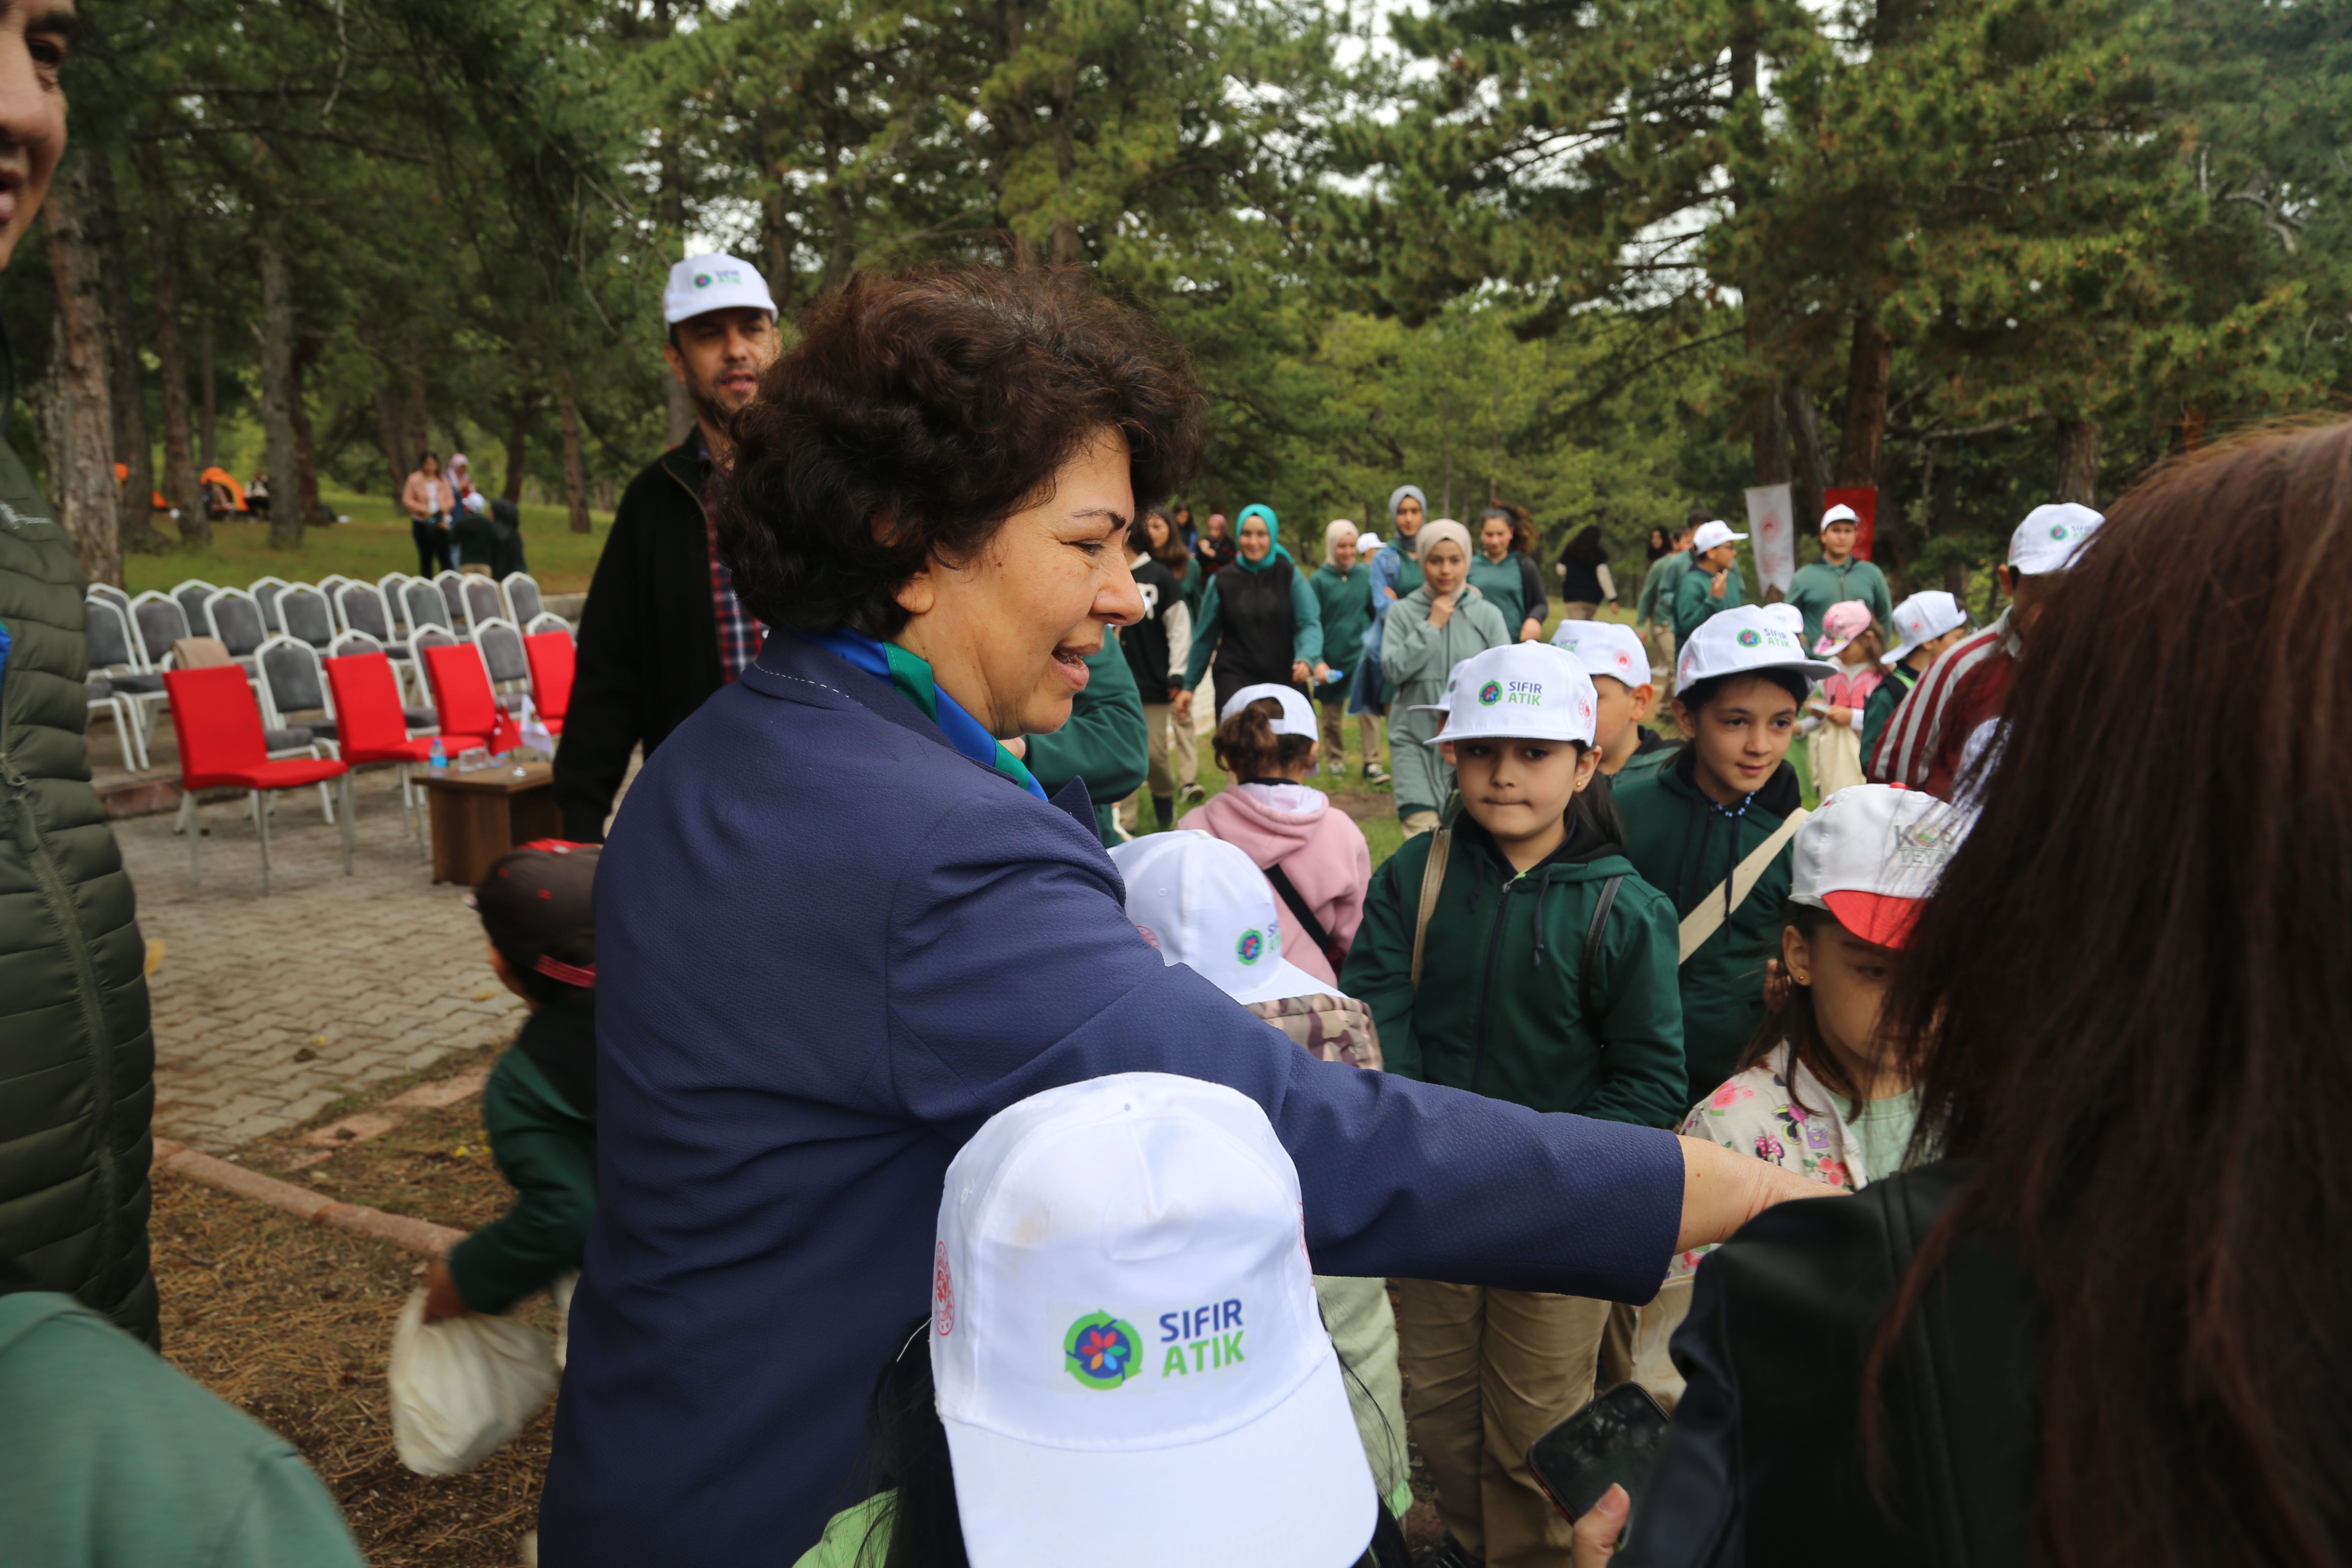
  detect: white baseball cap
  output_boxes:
[933,1072,1376,1568]
[662,253,778,325]
[1690,519,1748,553]
[1674,605,1836,695]
[2006,502,2103,576]
[1110,832,1338,1007]
[1551,620,1652,691]
[1881,591,1968,666]
[1356,532,1383,552]
[1819,502,1861,531]
[1218,682,1317,738]
[1423,643,1597,749]
[1788,783,1965,949]
[1761,603,1804,637]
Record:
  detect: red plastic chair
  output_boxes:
[523,630,573,734]
[422,643,518,754]
[164,665,352,894]
[325,651,487,843]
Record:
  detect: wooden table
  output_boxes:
[420,761,564,885]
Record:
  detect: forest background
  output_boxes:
[26,0,2351,608]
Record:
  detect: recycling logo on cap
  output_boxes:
[1736,629,1761,648]
[2049,522,2070,540]
[1477,680,1502,706]
[692,272,712,288]
[1236,928,1265,965]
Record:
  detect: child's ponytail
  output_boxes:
[1212,696,1313,781]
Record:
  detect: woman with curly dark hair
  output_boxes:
[537,264,1825,1568]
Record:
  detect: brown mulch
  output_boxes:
[156,1040,556,1567]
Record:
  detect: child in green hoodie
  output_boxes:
[1614,605,1836,1112]
[1341,643,1684,1568]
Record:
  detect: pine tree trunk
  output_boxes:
[39,155,122,587]
[373,384,406,499]
[141,144,206,548]
[1784,383,1828,527]
[2055,419,2101,505]
[407,350,430,459]
[1835,310,1893,488]
[257,217,303,551]
[557,371,591,533]
[501,398,531,502]
[290,337,324,528]
[198,310,216,468]
[91,152,166,556]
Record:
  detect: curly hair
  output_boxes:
[717,266,1207,637]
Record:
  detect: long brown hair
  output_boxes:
[1874,422,2352,1568]
[1213,696,1314,780]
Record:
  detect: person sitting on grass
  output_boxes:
[422,841,600,1326]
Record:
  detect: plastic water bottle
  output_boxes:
[429,737,447,775]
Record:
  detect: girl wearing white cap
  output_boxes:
[1378,520,1510,837]
[1615,605,1835,1109]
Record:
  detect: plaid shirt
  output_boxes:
[696,429,766,681]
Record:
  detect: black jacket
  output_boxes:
[1120,558,1182,696]
[554,444,725,841]
[1623,1161,2040,1567]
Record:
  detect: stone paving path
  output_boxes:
[119,766,530,1152]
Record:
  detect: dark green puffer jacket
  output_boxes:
[0,331,159,1345]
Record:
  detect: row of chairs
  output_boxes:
[162,569,553,649]
[161,630,576,894]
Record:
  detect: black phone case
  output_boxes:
[1525,1381,1675,1522]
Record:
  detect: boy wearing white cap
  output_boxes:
[793,1073,1408,1568]
[1670,518,1750,647]
[1551,619,1669,784]
[555,254,783,842]
[1615,605,1836,1107]
[1864,590,1970,763]
[1785,502,1894,649]
[1868,501,2101,799]
[1341,643,1685,1568]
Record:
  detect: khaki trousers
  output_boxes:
[1397,1280,1612,1568]
[1400,808,1441,839]
[1119,703,1197,834]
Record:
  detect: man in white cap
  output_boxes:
[1670,518,1751,647]
[1785,501,1893,650]
[1869,501,2101,799]
[555,254,782,840]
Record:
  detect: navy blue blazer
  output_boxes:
[540,628,1686,1564]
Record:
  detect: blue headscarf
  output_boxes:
[1232,504,1295,573]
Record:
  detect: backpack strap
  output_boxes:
[1677,807,1810,965]
[1409,827,1454,990]
[1580,874,1624,1027]
[1265,861,1343,973]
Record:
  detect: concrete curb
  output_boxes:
[285,1065,490,1170]
[153,1137,467,1258]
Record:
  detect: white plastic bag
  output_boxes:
[387,1288,560,1476]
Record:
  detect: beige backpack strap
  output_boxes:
[1409,827,1454,990]
[1677,807,1810,965]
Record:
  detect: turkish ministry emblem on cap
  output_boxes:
[932,1074,1376,1568]
[1428,643,1597,747]
[1882,591,1968,666]
[1552,621,1651,689]
[2006,502,2103,575]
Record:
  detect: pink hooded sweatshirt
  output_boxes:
[1179,784,1373,987]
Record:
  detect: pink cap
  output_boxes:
[1813,600,1874,657]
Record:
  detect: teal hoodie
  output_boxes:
[1341,815,1687,1128]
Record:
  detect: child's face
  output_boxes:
[1592,675,1643,751]
[1673,675,1798,800]
[1701,542,1737,573]
[1914,625,1966,663]
[1441,735,1599,842]
[1784,916,1900,1075]
[1421,540,1468,596]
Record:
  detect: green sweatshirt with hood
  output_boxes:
[1861,660,1920,764]
[1613,746,1803,1107]
[1341,814,1687,1129]
[1023,636,1148,847]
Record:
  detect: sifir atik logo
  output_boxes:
[1156,1299,1246,1379]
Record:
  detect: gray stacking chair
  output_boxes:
[248,575,290,632]
[85,594,163,769]
[500,572,545,628]
[202,587,270,666]
[462,576,503,637]
[435,570,471,633]
[278,584,337,652]
[130,591,193,669]
[170,579,218,629]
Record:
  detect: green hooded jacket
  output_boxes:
[447,1012,597,1317]
[1671,557,1747,644]
[1613,747,1802,1107]
[0,327,157,1344]
[1309,560,1373,677]
[1341,816,1687,1129]
[1861,662,1920,766]
[1024,636,1148,847]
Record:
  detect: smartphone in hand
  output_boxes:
[1526,1381,1675,1524]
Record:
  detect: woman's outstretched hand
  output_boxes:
[1573,1484,1632,1564]
[1675,1133,1841,1253]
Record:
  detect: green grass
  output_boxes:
[124,488,614,597]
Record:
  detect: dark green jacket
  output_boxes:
[1785,556,1894,649]
[1341,817,1687,1128]
[1672,557,1747,644]
[1614,748,1801,1107]
[0,330,157,1344]
[1862,662,1920,766]
[1309,560,1374,677]
[0,1258,366,1568]
[1024,636,1147,847]
[448,1004,597,1317]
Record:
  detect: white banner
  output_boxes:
[1746,483,1796,596]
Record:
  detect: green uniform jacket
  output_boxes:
[1466,551,1544,634]
[1785,557,1894,649]
[1309,561,1374,678]
[1635,553,1690,629]
[0,330,157,1344]
[1341,818,1687,1129]
[1380,585,1512,816]
[1614,749,1802,1108]
[1671,557,1746,645]
[1861,662,1920,766]
[1025,636,1147,847]
[1172,554,1205,619]
[0,1268,366,1568]
[448,1035,597,1317]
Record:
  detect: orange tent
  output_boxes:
[199,466,248,511]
